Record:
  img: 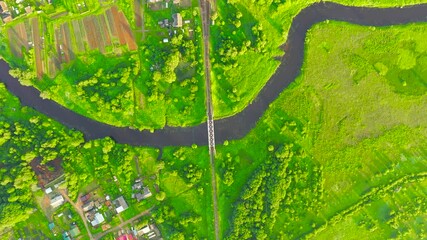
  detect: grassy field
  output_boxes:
[156,146,215,239]
[1,1,206,130]
[215,21,427,239]
[211,0,427,119]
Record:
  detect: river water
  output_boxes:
[1,2,426,147]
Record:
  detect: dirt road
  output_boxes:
[199,1,220,239]
[59,189,94,240]
[93,207,153,240]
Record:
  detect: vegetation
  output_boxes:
[211,0,427,118]
[1,1,427,239]
[153,146,214,239]
[216,21,427,239]
[1,0,206,130]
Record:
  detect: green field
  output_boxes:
[211,0,427,119]
[0,0,206,130]
[215,21,427,238]
[1,1,427,239]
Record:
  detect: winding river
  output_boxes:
[1,2,426,147]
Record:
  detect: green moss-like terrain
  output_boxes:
[215,21,427,239]
[1,1,427,240]
[211,0,427,118]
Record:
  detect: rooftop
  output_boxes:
[114,196,129,214]
[172,13,182,28]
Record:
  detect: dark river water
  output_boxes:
[1,2,426,147]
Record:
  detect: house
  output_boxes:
[137,224,161,239]
[50,195,65,208]
[0,1,8,13]
[90,212,105,227]
[48,222,55,231]
[132,181,143,190]
[62,232,71,240]
[80,193,91,203]
[24,6,32,14]
[158,19,169,28]
[172,13,182,28]
[173,0,180,4]
[116,233,136,240]
[45,187,53,194]
[69,225,80,237]
[114,196,129,214]
[82,201,94,212]
[134,187,153,202]
[1,14,12,23]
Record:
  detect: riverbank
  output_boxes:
[1,2,427,147]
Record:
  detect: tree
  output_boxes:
[156,191,166,201]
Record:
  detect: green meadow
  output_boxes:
[214,21,427,239]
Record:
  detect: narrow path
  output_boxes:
[59,190,94,240]
[199,0,220,239]
[93,207,153,240]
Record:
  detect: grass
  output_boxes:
[211,0,427,119]
[156,146,214,238]
[1,1,206,131]
[215,21,427,238]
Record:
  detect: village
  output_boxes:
[2,0,201,238]
[28,155,164,240]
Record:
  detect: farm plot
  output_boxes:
[71,20,86,53]
[106,8,118,37]
[83,16,99,50]
[118,10,138,50]
[31,18,43,79]
[7,6,137,78]
[98,15,112,46]
[111,6,137,50]
[60,23,75,62]
[8,22,30,58]
[111,6,127,45]
[134,0,142,27]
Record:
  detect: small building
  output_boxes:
[45,187,53,194]
[82,201,94,212]
[24,6,32,14]
[116,233,136,240]
[132,181,143,190]
[162,38,169,43]
[1,14,12,23]
[134,187,153,202]
[137,224,161,239]
[172,13,182,28]
[0,1,8,13]
[147,0,162,2]
[114,196,129,214]
[48,222,55,231]
[62,231,71,240]
[80,193,91,203]
[50,195,65,208]
[158,19,169,28]
[90,212,105,227]
[69,225,80,238]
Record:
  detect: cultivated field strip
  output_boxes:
[31,18,43,79]
[7,6,137,78]
[8,22,29,58]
